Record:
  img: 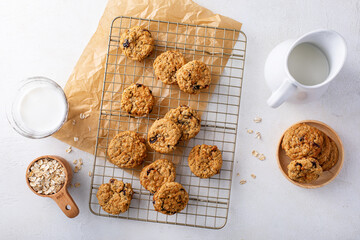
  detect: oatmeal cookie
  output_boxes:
[164,105,201,140]
[96,179,133,215]
[119,26,154,61]
[153,182,188,215]
[176,60,211,94]
[153,50,186,85]
[287,158,323,183]
[121,83,155,117]
[140,159,176,193]
[321,139,339,171]
[147,118,181,153]
[107,131,147,168]
[282,123,324,159]
[188,144,222,178]
[316,134,332,166]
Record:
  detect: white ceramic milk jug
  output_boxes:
[265,29,347,108]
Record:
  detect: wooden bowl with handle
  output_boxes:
[277,120,344,189]
[26,155,79,218]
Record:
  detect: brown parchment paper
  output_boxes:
[53,0,242,158]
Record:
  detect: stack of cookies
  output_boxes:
[281,123,339,183]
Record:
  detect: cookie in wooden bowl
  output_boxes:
[277,120,344,188]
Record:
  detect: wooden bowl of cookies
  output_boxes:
[277,120,344,188]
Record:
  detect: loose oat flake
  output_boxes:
[255,132,262,139]
[247,129,254,134]
[74,137,79,142]
[240,180,247,185]
[66,146,72,153]
[251,174,256,179]
[88,171,92,177]
[252,150,266,161]
[236,173,240,176]
[74,183,81,188]
[28,158,66,195]
[252,150,259,157]
[80,113,90,120]
[253,117,262,123]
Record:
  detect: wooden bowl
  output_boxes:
[277,120,344,189]
[26,155,79,218]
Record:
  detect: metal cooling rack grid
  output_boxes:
[89,16,247,229]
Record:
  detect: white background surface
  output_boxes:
[1,0,359,239]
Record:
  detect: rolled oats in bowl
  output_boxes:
[27,158,66,195]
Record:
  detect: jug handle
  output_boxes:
[267,79,297,108]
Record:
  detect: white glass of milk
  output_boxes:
[7,77,68,138]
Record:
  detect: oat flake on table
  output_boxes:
[253,117,262,123]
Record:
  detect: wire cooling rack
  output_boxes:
[89,16,247,229]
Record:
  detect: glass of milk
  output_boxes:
[7,77,68,138]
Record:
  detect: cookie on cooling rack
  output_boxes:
[121,83,155,117]
[119,26,155,61]
[153,182,189,215]
[287,158,323,183]
[164,105,201,141]
[153,50,186,85]
[140,159,176,194]
[176,60,211,94]
[96,178,134,215]
[107,131,147,168]
[188,144,222,178]
[147,118,181,153]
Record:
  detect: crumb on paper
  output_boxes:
[73,159,78,165]
[240,179,247,185]
[72,120,76,125]
[74,166,79,173]
[258,154,266,161]
[79,158,83,165]
[88,171,92,177]
[255,132,261,139]
[252,150,259,157]
[80,113,90,120]
[74,137,79,142]
[74,183,80,188]
[251,174,256,179]
[236,173,240,176]
[66,146,72,153]
[253,117,262,123]
[246,129,254,134]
